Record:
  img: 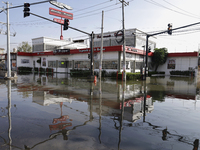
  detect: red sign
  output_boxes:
[53,115,69,124]
[53,18,64,24]
[49,7,73,20]
[49,122,72,131]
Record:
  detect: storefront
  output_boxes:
[17,45,148,74]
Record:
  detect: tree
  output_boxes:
[152,47,168,72]
[17,41,32,52]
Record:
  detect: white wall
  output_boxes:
[156,56,198,76]
[17,56,33,68]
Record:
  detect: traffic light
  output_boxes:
[167,23,172,35]
[63,19,69,30]
[148,47,151,53]
[23,3,30,18]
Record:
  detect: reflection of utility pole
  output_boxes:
[98,77,102,143]
[119,0,129,81]
[143,80,146,122]
[89,82,94,121]
[118,81,125,150]
[7,80,12,150]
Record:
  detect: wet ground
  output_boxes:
[0,74,200,150]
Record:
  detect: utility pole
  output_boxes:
[1,2,12,79]
[119,0,129,81]
[99,11,104,79]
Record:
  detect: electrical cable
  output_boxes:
[144,0,200,19]
[72,0,114,13]
[75,2,121,17]
[162,0,200,18]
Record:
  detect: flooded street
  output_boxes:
[0,74,200,150]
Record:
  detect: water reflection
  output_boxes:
[1,74,200,149]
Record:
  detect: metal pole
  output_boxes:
[122,0,126,81]
[145,35,149,80]
[90,32,94,76]
[99,11,104,79]
[60,9,63,40]
[6,2,11,78]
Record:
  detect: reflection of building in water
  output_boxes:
[92,95,154,123]
[150,76,198,100]
[32,91,74,106]
[123,96,153,122]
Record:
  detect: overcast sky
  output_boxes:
[0,0,200,53]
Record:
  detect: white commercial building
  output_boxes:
[153,52,199,76]
[16,29,199,76]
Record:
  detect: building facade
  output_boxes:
[16,29,200,75]
[154,52,199,76]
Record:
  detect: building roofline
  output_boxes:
[149,52,199,57]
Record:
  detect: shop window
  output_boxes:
[75,61,90,69]
[120,61,130,69]
[68,61,73,68]
[48,61,56,68]
[136,62,143,69]
[59,61,66,68]
[94,61,99,69]
[103,61,117,69]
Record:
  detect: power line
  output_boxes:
[75,2,121,17]
[144,0,200,19]
[162,0,200,18]
[74,0,134,19]
[72,0,114,13]
[74,6,121,20]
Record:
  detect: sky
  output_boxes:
[0,0,200,53]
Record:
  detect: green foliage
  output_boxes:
[18,67,32,72]
[170,70,195,76]
[39,67,45,73]
[152,47,168,71]
[118,72,141,80]
[17,41,32,52]
[101,70,117,77]
[148,71,165,77]
[46,68,54,73]
[34,67,38,72]
[70,69,91,77]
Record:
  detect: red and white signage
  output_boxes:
[49,7,73,20]
[53,18,64,24]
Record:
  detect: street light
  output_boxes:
[49,0,73,10]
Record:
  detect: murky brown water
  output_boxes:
[0,74,200,150]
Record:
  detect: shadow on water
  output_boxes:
[0,74,200,149]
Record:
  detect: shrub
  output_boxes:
[18,67,32,73]
[148,71,165,77]
[46,68,54,73]
[117,72,141,80]
[170,70,195,76]
[39,67,45,73]
[70,69,91,77]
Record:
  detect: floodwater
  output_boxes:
[0,74,200,150]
